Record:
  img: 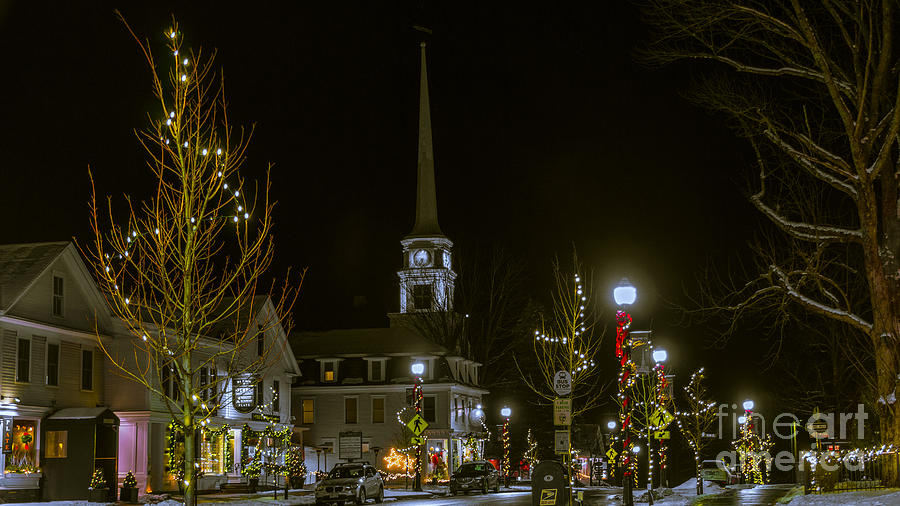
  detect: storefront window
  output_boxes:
[201,432,224,474]
[6,421,37,473]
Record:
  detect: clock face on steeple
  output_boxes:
[413,249,432,267]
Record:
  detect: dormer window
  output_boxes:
[367,358,386,382]
[320,359,340,383]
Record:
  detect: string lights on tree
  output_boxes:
[84,16,300,506]
[675,368,717,495]
[732,402,773,485]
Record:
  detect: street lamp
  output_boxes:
[501,406,512,487]
[607,421,617,430]
[614,278,636,506]
[652,349,667,363]
[411,362,425,491]
[742,399,754,411]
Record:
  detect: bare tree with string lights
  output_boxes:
[515,254,606,487]
[675,368,717,495]
[83,15,299,505]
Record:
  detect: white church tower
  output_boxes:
[397,42,456,314]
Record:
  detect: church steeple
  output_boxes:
[406,42,443,239]
[396,40,456,316]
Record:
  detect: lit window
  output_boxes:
[345,397,358,424]
[372,397,385,424]
[45,431,67,458]
[323,361,336,382]
[302,399,315,424]
[52,275,64,316]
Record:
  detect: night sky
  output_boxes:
[0,2,774,427]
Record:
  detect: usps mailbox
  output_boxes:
[532,460,569,506]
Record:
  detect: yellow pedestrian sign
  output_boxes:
[606,447,618,462]
[410,436,426,445]
[650,408,674,428]
[407,414,428,436]
[653,430,671,440]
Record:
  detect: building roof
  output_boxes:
[0,241,69,311]
[290,326,448,359]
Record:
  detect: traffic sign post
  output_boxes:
[554,430,570,454]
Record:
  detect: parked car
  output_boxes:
[315,463,384,505]
[449,461,501,495]
[700,459,738,485]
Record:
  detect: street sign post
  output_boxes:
[410,436,426,445]
[606,447,618,462]
[649,408,674,428]
[553,398,572,426]
[653,430,670,440]
[554,430,569,454]
[553,371,572,396]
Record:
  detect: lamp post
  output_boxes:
[411,361,425,491]
[614,278,637,506]
[738,399,754,484]
[501,406,512,487]
[644,347,668,505]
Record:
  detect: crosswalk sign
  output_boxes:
[606,447,618,462]
[407,414,429,436]
[653,430,671,440]
[410,436,426,445]
[650,408,674,428]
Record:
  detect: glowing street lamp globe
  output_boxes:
[738,416,747,425]
[632,445,641,454]
[743,399,755,411]
[652,349,668,363]
[411,362,425,376]
[613,278,637,306]
[607,421,617,430]
[501,407,512,418]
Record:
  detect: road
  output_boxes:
[390,484,797,505]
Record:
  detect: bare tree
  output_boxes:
[640,0,900,468]
[675,368,717,495]
[83,16,299,503]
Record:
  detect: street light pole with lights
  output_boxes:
[411,361,425,491]
[501,406,512,487]
[614,278,637,506]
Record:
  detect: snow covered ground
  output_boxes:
[632,479,727,504]
[782,488,900,505]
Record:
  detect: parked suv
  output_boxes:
[449,461,500,495]
[700,459,738,486]
[315,463,384,505]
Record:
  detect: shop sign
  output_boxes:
[339,431,362,460]
[251,412,280,423]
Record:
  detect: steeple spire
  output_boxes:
[406,41,444,238]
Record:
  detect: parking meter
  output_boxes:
[532,461,569,506]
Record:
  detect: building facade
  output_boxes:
[0,241,301,497]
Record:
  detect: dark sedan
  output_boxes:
[449,461,500,495]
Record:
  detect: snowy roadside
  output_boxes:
[631,479,727,504]
[780,488,900,505]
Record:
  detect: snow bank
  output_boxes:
[672,478,724,494]
[784,488,900,505]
